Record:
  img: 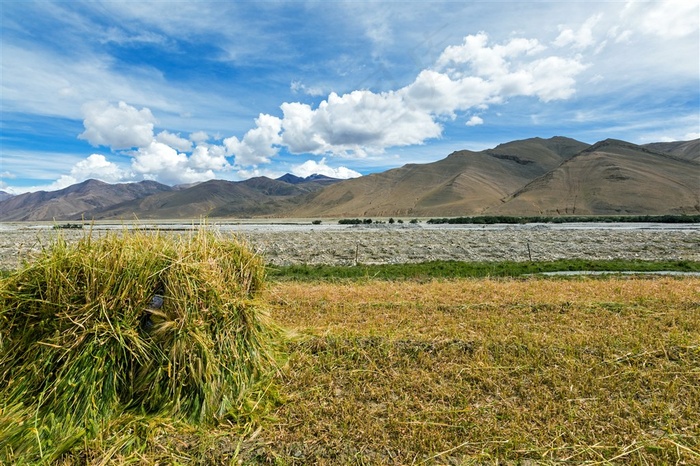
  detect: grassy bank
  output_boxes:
[268,259,700,281]
[3,259,699,281]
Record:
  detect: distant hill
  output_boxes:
[276,173,341,186]
[0,179,172,221]
[0,191,13,202]
[92,177,319,219]
[288,137,590,217]
[485,139,700,215]
[1,138,697,221]
[642,139,700,162]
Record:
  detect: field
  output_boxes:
[1,225,699,464]
[242,277,700,464]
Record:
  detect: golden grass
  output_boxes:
[246,277,700,464]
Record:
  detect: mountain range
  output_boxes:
[1,137,698,221]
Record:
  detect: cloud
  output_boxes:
[401,70,495,115]
[40,153,129,191]
[280,90,442,156]
[465,116,484,126]
[71,101,238,186]
[131,141,216,185]
[79,101,156,149]
[554,14,602,50]
[624,0,699,38]
[224,113,283,166]
[189,143,232,171]
[189,131,209,143]
[290,80,325,97]
[432,33,586,102]
[156,130,192,152]
[71,153,127,183]
[436,33,545,77]
[219,32,588,162]
[292,158,362,179]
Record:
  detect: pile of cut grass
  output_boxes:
[0,227,280,464]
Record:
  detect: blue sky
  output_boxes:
[1,0,698,194]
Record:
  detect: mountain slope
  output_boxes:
[289,136,589,217]
[2,137,695,220]
[642,139,700,161]
[486,139,700,215]
[0,179,172,221]
[93,178,312,219]
[276,173,341,187]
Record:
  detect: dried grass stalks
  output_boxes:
[0,227,280,463]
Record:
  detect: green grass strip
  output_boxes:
[267,259,700,281]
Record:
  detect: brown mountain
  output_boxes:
[0,179,172,221]
[642,139,700,161]
[288,136,590,218]
[2,137,696,221]
[92,177,317,219]
[485,139,700,215]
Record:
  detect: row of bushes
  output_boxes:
[426,214,700,224]
[337,218,419,225]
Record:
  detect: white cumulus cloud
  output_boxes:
[221,32,588,163]
[79,101,156,149]
[43,154,128,190]
[156,130,193,152]
[281,90,442,156]
[292,158,362,179]
[189,131,209,143]
[131,141,216,185]
[71,153,127,183]
[436,33,545,77]
[466,116,484,126]
[190,143,232,171]
[224,113,283,166]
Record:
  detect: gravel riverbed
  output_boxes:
[1,222,698,269]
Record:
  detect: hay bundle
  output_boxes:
[0,227,279,461]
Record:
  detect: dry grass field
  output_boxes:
[242,277,700,464]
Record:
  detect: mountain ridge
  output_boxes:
[1,137,698,221]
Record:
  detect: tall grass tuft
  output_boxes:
[0,227,280,463]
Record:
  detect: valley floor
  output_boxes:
[0,222,699,269]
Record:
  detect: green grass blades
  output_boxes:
[267,258,700,281]
[0,227,281,464]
